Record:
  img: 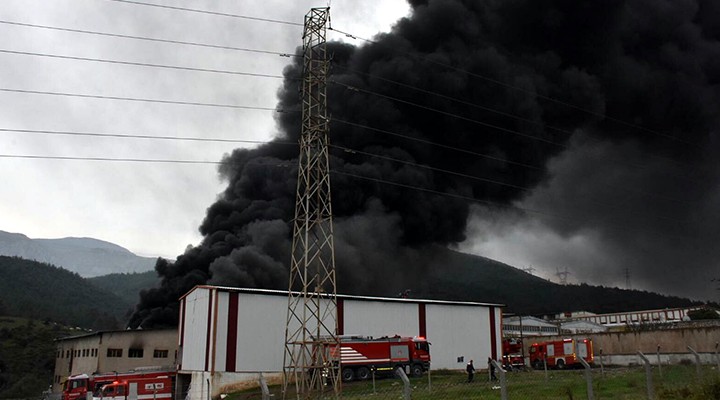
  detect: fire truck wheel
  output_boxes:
[411,364,424,377]
[532,360,542,370]
[341,368,355,382]
[556,359,565,370]
[356,367,371,380]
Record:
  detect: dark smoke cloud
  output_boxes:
[129,0,720,328]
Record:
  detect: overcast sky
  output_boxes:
[3,0,720,303]
[0,0,410,258]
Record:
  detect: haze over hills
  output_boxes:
[0,231,702,331]
[0,230,156,277]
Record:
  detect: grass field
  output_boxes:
[230,365,720,400]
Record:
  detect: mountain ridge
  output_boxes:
[0,230,156,277]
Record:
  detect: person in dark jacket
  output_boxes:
[466,359,475,382]
[488,357,498,381]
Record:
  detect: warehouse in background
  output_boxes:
[177,285,503,400]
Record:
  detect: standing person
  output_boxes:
[466,359,475,382]
[488,357,498,381]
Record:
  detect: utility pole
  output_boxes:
[282,7,340,400]
[625,268,631,289]
[555,267,570,285]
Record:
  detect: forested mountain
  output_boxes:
[0,256,131,330]
[0,316,76,399]
[417,248,699,314]
[0,230,156,277]
[88,271,160,306]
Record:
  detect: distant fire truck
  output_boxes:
[529,338,593,369]
[93,374,173,400]
[62,370,175,400]
[331,335,431,382]
[502,338,525,370]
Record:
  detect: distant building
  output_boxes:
[551,307,705,327]
[502,316,559,337]
[53,329,177,393]
[560,319,607,334]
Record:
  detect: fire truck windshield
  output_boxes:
[415,342,429,352]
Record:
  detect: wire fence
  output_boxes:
[230,362,720,400]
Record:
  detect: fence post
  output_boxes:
[656,345,662,378]
[687,346,702,379]
[427,365,432,392]
[638,351,654,400]
[259,373,270,400]
[395,366,411,400]
[543,354,548,382]
[490,359,508,400]
[599,348,604,378]
[578,357,594,400]
[716,343,720,373]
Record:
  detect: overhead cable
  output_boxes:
[0,87,295,112]
[106,0,303,26]
[328,26,688,145]
[0,20,298,58]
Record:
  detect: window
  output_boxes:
[154,349,169,358]
[66,350,70,358]
[128,348,144,358]
[107,348,123,358]
[93,349,98,357]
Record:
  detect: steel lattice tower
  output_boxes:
[282,7,340,400]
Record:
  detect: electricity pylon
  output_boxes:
[282,7,340,400]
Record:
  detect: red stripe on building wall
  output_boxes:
[179,298,185,347]
[418,303,426,338]
[226,292,239,372]
[205,289,214,371]
[337,298,344,335]
[489,307,498,360]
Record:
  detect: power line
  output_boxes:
[330,118,544,171]
[0,128,296,146]
[0,87,294,112]
[331,79,567,148]
[328,143,530,192]
[328,26,689,145]
[0,49,288,79]
[0,154,229,165]
[331,63,574,139]
[0,152,694,234]
[2,126,690,207]
[0,20,299,58]
[106,0,303,26]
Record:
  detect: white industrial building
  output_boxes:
[502,316,559,337]
[177,285,503,400]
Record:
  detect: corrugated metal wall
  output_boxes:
[180,286,502,372]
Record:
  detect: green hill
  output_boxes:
[88,270,160,306]
[0,316,76,399]
[0,256,131,330]
[415,248,698,314]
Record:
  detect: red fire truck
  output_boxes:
[62,370,174,400]
[502,338,526,370]
[529,338,593,369]
[93,373,174,400]
[332,335,431,382]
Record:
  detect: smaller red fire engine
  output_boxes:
[331,335,431,382]
[502,338,526,370]
[62,370,174,400]
[529,338,593,369]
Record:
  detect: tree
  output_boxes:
[688,308,720,320]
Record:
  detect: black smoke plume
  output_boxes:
[129,0,720,328]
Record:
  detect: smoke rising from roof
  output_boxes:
[129,0,720,328]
